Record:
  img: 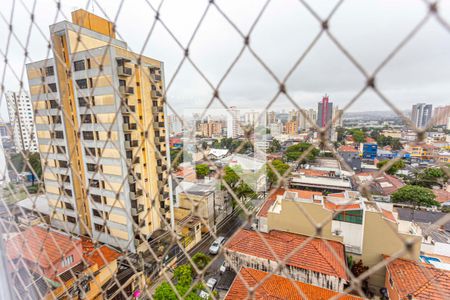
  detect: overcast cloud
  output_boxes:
[1,0,449,121]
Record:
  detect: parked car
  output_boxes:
[209,236,225,255]
[206,278,218,290]
[219,262,227,274]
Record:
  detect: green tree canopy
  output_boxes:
[268,139,281,153]
[154,265,206,300]
[349,129,366,143]
[195,164,211,179]
[285,143,319,163]
[391,185,440,208]
[267,159,290,188]
[191,252,211,271]
[376,159,405,175]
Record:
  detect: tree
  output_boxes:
[267,159,290,188]
[285,143,319,163]
[222,166,241,189]
[376,159,405,175]
[192,252,211,271]
[195,164,210,179]
[412,167,449,188]
[350,129,366,143]
[9,152,42,184]
[268,139,281,153]
[154,265,205,300]
[391,185,440,208]
[170,149,192,170]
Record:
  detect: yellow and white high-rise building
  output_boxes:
[26,10,169,252]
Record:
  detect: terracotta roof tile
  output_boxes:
[381,209,397,223]
[386,258,450,300]
[338,145,359,153]
[82,239,121,269]
[433,189,450,203]
[225,229,348,280]
[225,267,362,300]
[6,226,79,269]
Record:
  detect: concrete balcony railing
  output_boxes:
[119,86,134,95]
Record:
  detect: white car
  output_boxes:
[206,278,218,290]
[219,262,227,273]
[209,236,225,255]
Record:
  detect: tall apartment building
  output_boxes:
[433,105,450,127]
[284,120,298,135]
[317,95,334,140]
[26,10,169,252]
[266,111,277,125]
[411,103,432,128]
[198,120,222,138]
[227,106,240,138]
[168,114,183,135]
[5,91,38,152]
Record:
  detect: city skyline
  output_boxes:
[1,0,450,123]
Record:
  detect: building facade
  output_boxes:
[6,91,38,152]
[433,105,450,127]
[26,10,169,252]
[411,103,433,128]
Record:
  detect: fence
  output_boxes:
[0,0,449,299]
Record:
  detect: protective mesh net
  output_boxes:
[0,0,449,299]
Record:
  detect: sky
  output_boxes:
[0,0,449,121]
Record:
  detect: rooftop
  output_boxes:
[225,229,348,280]
[6,225,79,270]
[338,145,359,153]
[225,267,361,300]
[386,257,450,300]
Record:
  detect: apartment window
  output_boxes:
[54,131,63,139]
[78,97,88,107]
[61,255,74,267]
[81,114,92,124]
[56,146,66,154]
[45,66,55,76]
[91,195,102,203]
[86,163,97,172]
[119,79,126,87]
[76,79,88,89]
[49,100,59,109]
[93,209,109,219]
[58,160,68,168]
[64,189,72,197]
[83,131,94,140]
[73,60,85,71]
[65,202,74,210]
[90,180,100,188]
[85,147,96,156]
[47,83,57,92]
[51,116,61,124]
[94,223,108,233]
[86,58,91,69]
[66,216,76,223]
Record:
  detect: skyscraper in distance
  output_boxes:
[6,91,38,152]
[411,103,433,128]
[317,95,334,139]
[26,9,169,252]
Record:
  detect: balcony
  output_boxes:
[151,90,162,99]
[118,66,132,77]
[128,174,136,183]
[131,205,144,216]
[152,106,163,114]
[123,123,137,131]
[119,86,134,95]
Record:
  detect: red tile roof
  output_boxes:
[324,200,361,211]
[433,189,450,203]
[381,209,397,223]
[338,145,359,153]
[225,229,348,280]
[82,239,121,269]
[6,226,80,269]
[257,188,322,218]
[297,169,334,177]
[386,258,450,300]
[225,267,362,300]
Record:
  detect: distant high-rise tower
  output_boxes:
[411,103,433,128]
[227,106,240,138]
[317,95,334,139]
[26,10,169,252]
[6,91,38,152]
[433,105,450,127]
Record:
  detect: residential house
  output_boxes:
[354,171,405,197]
[257,189,422,288]
[224,228,350,292]
[225,267,362,300]
[385,257,449,300]
[6,225,121,299]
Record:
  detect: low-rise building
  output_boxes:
[257,189,422,288]
[225,267,362,300]
[354,171,405,196]
[289,172,352,192]
[385,257,449,300]
[6,225,121,299]
[224,228,349,292]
